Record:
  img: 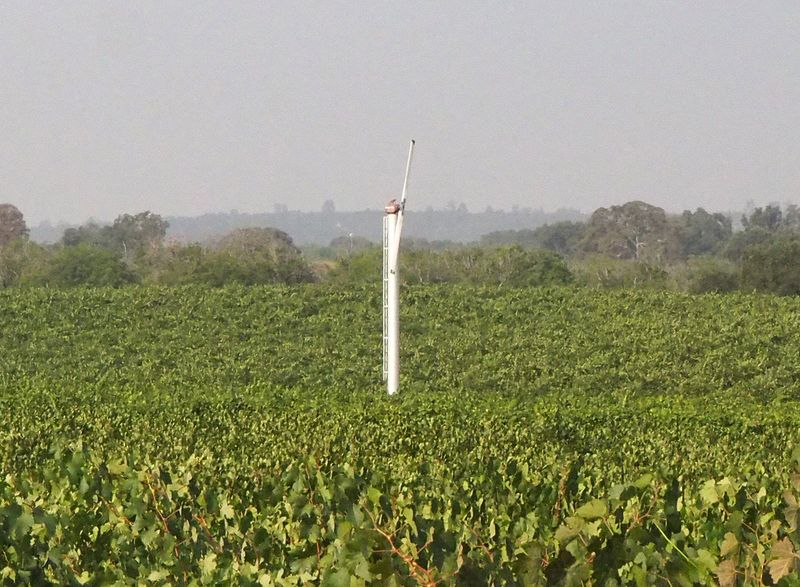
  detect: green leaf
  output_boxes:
[700,480,719,505]
[575,499,607,520]
[11,510,34,540]
[140,527,158,548]
[353,559,372,581]
[1,568,15,583]
[694,548,716,573]
[200,553,218,576]
[107,458,127,476]
[719,532,738,557]
[147,570,171,582]
[633,474,653,489]
[555,517,584,543]
[322,568,351,587]
[367,487,382,505]
[220,501,235,520]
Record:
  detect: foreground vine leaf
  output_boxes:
[768,537,798,583]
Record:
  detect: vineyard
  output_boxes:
[2,285,800,585]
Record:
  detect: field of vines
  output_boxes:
[2,285,800,585]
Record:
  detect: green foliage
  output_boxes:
[485,246,573,287]
[2,285,800,582]
[208,227,316,285]
[62,212,168,259]
[571,254,669,289]
[742,205,784,232]
[672,256,739,294]
[108,211,169,258]
[62,221,113,248]
[481,221,586,256]
[326,247,382,284]
[331,246,573,287]
[136,243,207,285]
[30,243,139,287]
[4,439,800,583]
[579,201,678,262]
[404,246,569,285]
[0,238,49,288]
[723,227,775,262]
[675,208,733,258]
[132,228,318,286]
[329,234,374,255]
[741,238,800,295]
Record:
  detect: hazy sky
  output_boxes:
[2,1,799,224]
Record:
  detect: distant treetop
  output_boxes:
[0,203,28,247]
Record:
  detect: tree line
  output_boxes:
[321,200,800,295]
[2,200,800,294]
[0,206,313,288]
[477,200,800,295]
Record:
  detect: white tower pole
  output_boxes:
[385,212,399,394]
[383,140,415,395]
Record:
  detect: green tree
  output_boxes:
[530,221,585,256]
[480,246,573,286]
[326,246,573,287]
[61,222,112,249]
[722,227,773,262]
[741,205,782,232]
[207,227,315,285]
[571,254,668,290]
[481,221,585,256]
[0,239,49,288]
[672,256,739,294]
[135,243,207,285]
[403,238,463,251]
[33,244,139,287]
[326,248,381,284]
[61,212,168,260]
[127,228,315,286]
[108,211,169,258]
[481,228,538,247]
[782,204,800,232]
[328,235,374,257]
[675,208,732,257]
[740,238,800,295]
[580,201,677,262]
